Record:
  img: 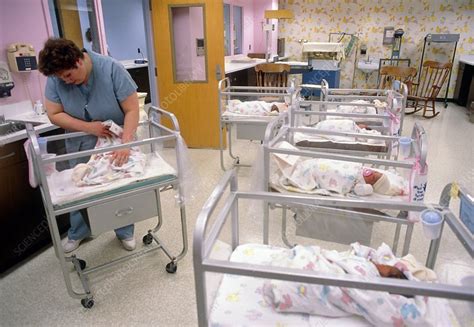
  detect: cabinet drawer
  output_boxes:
[87,191,158,236]
[236,123,268,140]
[0,141,26,169]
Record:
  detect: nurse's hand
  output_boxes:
[110,148,130,167]
[87,121,113,137]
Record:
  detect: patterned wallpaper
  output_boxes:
[278,0,474,97]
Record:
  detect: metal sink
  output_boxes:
[0,120,44,136]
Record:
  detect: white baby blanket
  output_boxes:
[327,100,386,122]
[262,243,457,326]
[296,119,384,144]
[72,120,146,186]
[47,152,175,206]
[227,99,287,116]
[273,141,408,196]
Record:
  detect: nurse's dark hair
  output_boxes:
[38,38,84,76]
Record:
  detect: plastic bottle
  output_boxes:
[34,100,45,115]
[136,93,149,153]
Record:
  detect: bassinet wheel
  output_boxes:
[166,261,177,274]
[142,234,153,245]
[81,298,94,309]
[78,259,87,270]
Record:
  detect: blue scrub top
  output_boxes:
[45,50,137,126]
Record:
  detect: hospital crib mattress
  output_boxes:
[293,131,387,153]
[295,139,388,153]
[209,244,457,327]
[209,243,371,326]
[221,111,280,122]
[269,176,407,218]
[47,153,177,209]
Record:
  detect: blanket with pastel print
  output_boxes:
[72,120,146,186]
[261,243,455,326]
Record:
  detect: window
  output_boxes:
[223,4,231,56]
[48,0,101,52]
[233,6,243,55]
[223,4,243,56]
[170,5,207,82]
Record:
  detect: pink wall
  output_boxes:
[190,6,205,80]
[0,0,52,107]
[172,7,205,81]
[172,8,192,80]
[252,0,278,54]
[223,0,277,56]
[224,0,254,55]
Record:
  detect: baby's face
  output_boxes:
[364,171,382,185]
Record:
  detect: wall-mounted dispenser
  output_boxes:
[0,62,14,97]
[391,28,404,59]
[360,44,367,55]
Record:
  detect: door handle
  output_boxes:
[0,152,15,161]
[115,207,134,217]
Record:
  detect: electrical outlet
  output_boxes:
[248,45,251,50]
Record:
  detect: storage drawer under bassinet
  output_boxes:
[87,191,158,236]
[294,207,374,245]
[236,122,268,140]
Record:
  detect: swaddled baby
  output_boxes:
[335,99,387,114]
[227,99,288,116]
[274,142,407,196]
[328,99,387,122]
[72,120,146,186]
[313,119,382,143]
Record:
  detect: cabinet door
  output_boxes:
[454,63,464,102]
[0,158,45,273]
[0,136,69,274]
[226,68,248,86]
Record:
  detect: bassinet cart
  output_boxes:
[319,79,408,135]
[193,169,473,326]
[262,116,427,252]
[218,77,297,170]
[25,107,187,308]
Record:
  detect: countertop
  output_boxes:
[224,55,289,74]
[459,55,474,66]
[0,101,58,145]
[120,59,149,70]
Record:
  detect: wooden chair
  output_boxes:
[247,53,266,59]
[255,63,291,101]
[378,65,417,92]
[406,61,452,118]
[255,63,291,88]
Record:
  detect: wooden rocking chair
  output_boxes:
[406,61,452,118]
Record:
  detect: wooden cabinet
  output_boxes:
[127,66,151,104]
[454,62,474,107]
[225,67,257,86]
[0,130,69,274]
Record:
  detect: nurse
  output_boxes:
[38,38,139,252]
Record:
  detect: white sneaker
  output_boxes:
[62,237,83,253]
[120,237,136,251]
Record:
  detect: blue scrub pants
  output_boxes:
[66,135,134,241]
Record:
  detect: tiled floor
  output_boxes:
[1,102,473,326]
